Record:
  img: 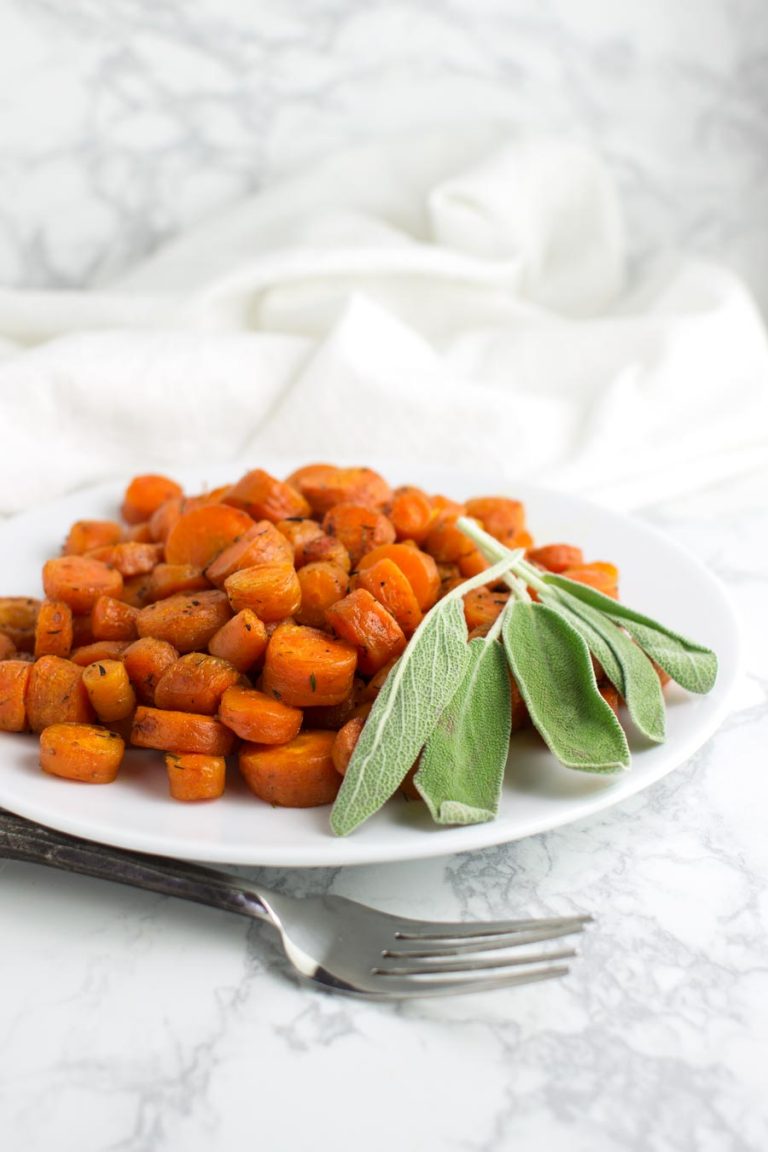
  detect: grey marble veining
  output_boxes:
[0,0,767,310]
[1,468,767,1151]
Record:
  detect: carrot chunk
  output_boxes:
[64,520,124,556]
[298,466,392,516]
[527,544,585,573]
[82,659,136,722]
[300,534,351,573]
[154,653,241,715]
[123,637,179,704]
[131,706,235,755]
[164,505,255,569]
[464,497,525,541]
[121,474,183,525]
[322,504,396,566]
[561,562,620,599]
[355,558,421,636]
[295,563,349,629]
[224,564,301,621]
[136,590,231,653]
[223,468,310,523]
[239,731,340,807]
[331,714,367,776]
[110,541,164,577]
[147,564,211,602]
[26,656,95,733]
[325,589,406,676]
[262,623,357,707]
[40,723,124,783]
[71,641,131,666]
[219,685,302,744]
[91,596,139,642]
[463,587,510,632]
[389,486,434,543]
[356,543,440,612]
[275,518,324,567]
[0,597,41,653]
[34,600,74,659]
[208,609,268,672]
[0,633,16,661]
[0,660,32,731]
[42,556,123,615]
[165,753,226,801]
[205,521,293,587]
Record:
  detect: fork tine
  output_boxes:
[374,964,571,999]
[393,913,592,940]
[374,946,577,976]
[385,921,587,958]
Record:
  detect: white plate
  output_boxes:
[0,462,740,867]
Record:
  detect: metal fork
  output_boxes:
[0,809,590,999]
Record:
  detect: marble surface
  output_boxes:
[1,468,767,1151]
[1,1,767,311]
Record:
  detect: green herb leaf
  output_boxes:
[543,590,666,743]
[542,574,717,694]
[415,636,512,825]
[502,602,630,773]
[330,554,521,836]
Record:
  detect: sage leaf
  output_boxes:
[542,574,717,694]
[502,602,630,773]
[415,637,512,825]
[543,590,666,743]
[330,554,519,836]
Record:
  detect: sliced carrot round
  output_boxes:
[357,543,440,612]
[165,505,255,568]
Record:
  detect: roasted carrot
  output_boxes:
[164,505,255,569]
[208,609,268,672]
[82,659,137,722]
[136,590,231,653]
[262,623,357,707]
[464,496,525,541]
[0,632,16,661]
[33,600,73,659]
[147,564,211,602]
[275,518,324,566]
[26,656,94,733]
[527,544,585,573]
[463,587,510,632]
[219,685,302,744]
[121,474,183,525]
[40,723,124,783]
[284,463,338,502]
[71,640,131,666]
[125,521,154,543]
[295,562,349,629]
[301,684,365,731]
[354,558,421,636]
[131,706,235,755]
[325,589,406,675]
[0,660,32,731]
[120,574,152,608]
[322,504,396,567]
[0,597,41,653]
[110,541,164,577]
[43,556,123,614]
[224,564,302,621]
[297,466,392,516]
[91,596,139,642]
[239,731,340,807]
[600,683,621,716]
[300,533,351,572]
[424,514,479,567]
[165,753,226,801]
[356,543,440,612]
[148,496,184,544]
[123,637,179,704]
[561,562,619,599]
[388,486,434,543]
[331,714,367,776]
[154,653,241,715]
[64,520,124,556]
[223,468,310,523]
[205,521,293,587]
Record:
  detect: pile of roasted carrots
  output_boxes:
[0,465,620,807]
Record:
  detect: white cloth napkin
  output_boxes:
[1,129,767,516]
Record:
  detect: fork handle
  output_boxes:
[0,811,275,926]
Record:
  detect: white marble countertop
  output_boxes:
[1,468,766,1151]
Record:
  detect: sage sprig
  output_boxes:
[414,623,512,825]
[330,553,523,836]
